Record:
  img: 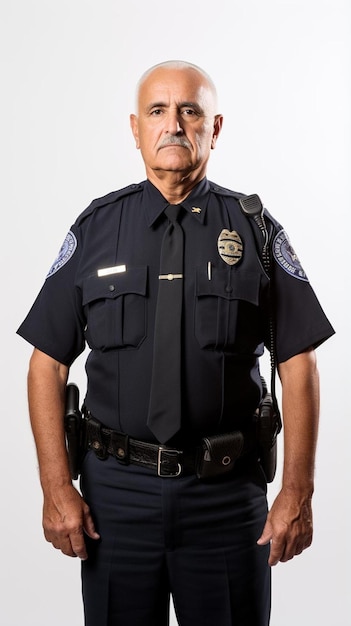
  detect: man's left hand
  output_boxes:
[257,488,313,566]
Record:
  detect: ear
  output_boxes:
[130,114,140,149]
[211,114,223,149]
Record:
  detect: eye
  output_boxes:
[150,108,164,116]
[181,108,197,116]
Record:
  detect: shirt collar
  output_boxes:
[144,177,211,227]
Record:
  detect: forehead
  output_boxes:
[138,68,216,111]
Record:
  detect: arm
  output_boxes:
[27,348,99,559]
[257,347,319,565]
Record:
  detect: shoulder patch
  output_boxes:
[46,231,77,278]
[273,229,308,281]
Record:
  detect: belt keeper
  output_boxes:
[87,417,109,461]
[110,431,130,465]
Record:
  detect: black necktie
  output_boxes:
[147,204,184,444]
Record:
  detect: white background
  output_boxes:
[1,1,350,624]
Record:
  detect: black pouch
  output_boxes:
[64,383,84,480]
[196,431,244,479]
[256,392,280,483]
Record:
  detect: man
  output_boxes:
[17,61,334,625]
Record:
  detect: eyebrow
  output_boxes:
[146,101,203,113]
[146,102,166,111]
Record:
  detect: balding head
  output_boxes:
[135,60,218,114]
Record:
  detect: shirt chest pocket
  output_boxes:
[194,268,261,351]
[82,267,148,350]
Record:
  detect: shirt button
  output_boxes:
[225,285,233,293]
[109,284,115,292]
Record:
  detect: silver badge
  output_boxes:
[217,229,243,265]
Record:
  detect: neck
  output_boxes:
[146,168,206,204]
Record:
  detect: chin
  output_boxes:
[157,158,194,172]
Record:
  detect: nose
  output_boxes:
[166,111,184,135]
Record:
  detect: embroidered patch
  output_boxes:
[273,229,308,281]
[46,231,77,278]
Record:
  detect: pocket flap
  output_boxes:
[82,267,147,306]
[196,268,260,305]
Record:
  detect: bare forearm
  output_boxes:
[28,348,70,491]
[258,349,320,564]
[279,348,320,495]
[26,349,99,559]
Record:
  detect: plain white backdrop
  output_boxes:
[1,1,350,624]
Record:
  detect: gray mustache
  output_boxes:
[159,136,191,149]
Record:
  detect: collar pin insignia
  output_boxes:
[191,207,201,214]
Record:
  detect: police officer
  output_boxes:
[17,61,334,626]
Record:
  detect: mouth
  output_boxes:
[160,143,188,149]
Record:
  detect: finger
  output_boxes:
[83,509,100,541]
[257,521,273,546]
[44,529,69,553]
[59,536,79,558]
[69,529,88,560]
[268,538,286,566]
[279,534,310,562]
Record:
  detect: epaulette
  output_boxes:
[209,181,246,201]
[75,183,143,226]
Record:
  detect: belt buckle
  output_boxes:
[157,446,182,477]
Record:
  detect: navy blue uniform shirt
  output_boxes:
[17,178,334,442]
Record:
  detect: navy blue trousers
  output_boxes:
[80,451,270,626]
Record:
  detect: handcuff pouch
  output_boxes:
[196,431,244,479]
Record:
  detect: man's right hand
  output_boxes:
[42,483,100,560]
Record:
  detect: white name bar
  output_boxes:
[97,264,126,277]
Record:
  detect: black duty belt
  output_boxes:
[84,415,257,479]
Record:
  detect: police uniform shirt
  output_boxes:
[17,178,335,442]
